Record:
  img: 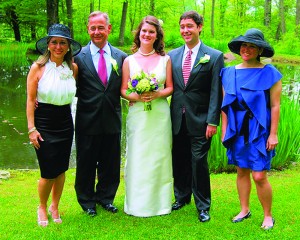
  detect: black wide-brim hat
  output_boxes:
[228,28,274,57]
[36,24,81,56]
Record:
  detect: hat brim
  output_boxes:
[228,36,274,58]
[36,35,81,57]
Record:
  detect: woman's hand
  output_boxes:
[266,134,278,151]
[140,91,158,102]
[29,130,44,149]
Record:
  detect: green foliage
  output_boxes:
[0,166,300,239]
[0,0,300,56]
[272,95,300,168]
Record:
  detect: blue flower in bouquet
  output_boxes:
[131,79,138,87]
[126,71,162,111]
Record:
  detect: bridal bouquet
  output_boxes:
[126,70,161,111]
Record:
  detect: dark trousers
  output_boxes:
[172,116,212,212]
[75,133,121,211]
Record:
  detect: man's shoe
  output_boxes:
[85,208,97,217]
[198,210,210,222]
[101,203,118,213]
[172,201,187,211]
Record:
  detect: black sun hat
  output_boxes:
[228,28,274,57]
[36,24,81,56]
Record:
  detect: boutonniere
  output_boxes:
[110,57,119,76]
[194,54,211,68]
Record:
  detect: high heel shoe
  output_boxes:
[261,218,275,230]
[48,206,62,224]
[232,211,251,223]
[37,207,48,227]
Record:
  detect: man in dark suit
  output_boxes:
[74,11,127,216]
[168,10,224,222]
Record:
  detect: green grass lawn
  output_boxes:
[0,164,299,240]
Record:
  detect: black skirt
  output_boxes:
[34,102,74,179]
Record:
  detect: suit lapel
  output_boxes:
[81,44,102,84]
[173,46,185,88]
[186,43,206,87]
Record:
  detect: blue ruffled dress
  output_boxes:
[221,64,282,171]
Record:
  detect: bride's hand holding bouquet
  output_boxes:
[126,70,162,111]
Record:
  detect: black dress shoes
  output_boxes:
[171,201,187,211]
[85,208,97,217]
[101,203,118,213]
[198,210,210,222]
[232,211,251,223]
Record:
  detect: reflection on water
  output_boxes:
[0,62,299,169]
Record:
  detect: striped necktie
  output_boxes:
[182,50,192,85]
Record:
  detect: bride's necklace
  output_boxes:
[138,48,155,56]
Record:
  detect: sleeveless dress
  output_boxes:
[35,60,76,179]
[221,64,282,171]
[124,55,173,217]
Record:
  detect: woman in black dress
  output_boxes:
[26,24,81,226]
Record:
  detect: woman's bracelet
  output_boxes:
[28,127,37,135]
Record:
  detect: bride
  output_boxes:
[121,16,173,217]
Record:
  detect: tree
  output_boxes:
[6,6,21,41]
[118,0,128,46]
[150,0,155,15]
[210,0,215,37]
[47,0,59,29]
[264,0,271,27]
[296,0,300,35]
[66,0,74,38]
[276,0,286,40]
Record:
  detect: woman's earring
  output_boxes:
[67,49,70,52]
[47,48,50,51]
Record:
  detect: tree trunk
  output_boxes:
[211,0,215,37]
[118,1,128,46]
[47,0,59,29]
[30,24,36,41]
[278,0,286,35]
[150,0,155,15]
[90,0,94,13]
[129,0,138,31]
[296,0,300,35]
[219,0,228,29]
[66,0,74,38]
[264,0,271,27]
[6,7,21,41]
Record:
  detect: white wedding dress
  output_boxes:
[124,55,173,217]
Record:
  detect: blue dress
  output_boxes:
[221,64,282,171]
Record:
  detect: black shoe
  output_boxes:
[85,208,97,217]
[232,211,251,223]
[198,210,210,222]
[171,201,188,211]
[101,203,118,213]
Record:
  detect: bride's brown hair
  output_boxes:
[131,16,165,56]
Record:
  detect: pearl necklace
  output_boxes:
[138,48,155,56]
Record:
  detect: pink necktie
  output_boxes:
[182,50,192,85]
[98,49,107,86]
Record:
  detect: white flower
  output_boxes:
[194,54,211,68]
[110,57,119,76]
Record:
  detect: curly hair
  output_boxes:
[131,16,165,56]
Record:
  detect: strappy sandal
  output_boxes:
[37,207,48,227]
[48,206,62,224]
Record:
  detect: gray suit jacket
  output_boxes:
[74,42,127,135]
[168,42,224,136]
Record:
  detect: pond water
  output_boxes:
[0,61,299,169]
